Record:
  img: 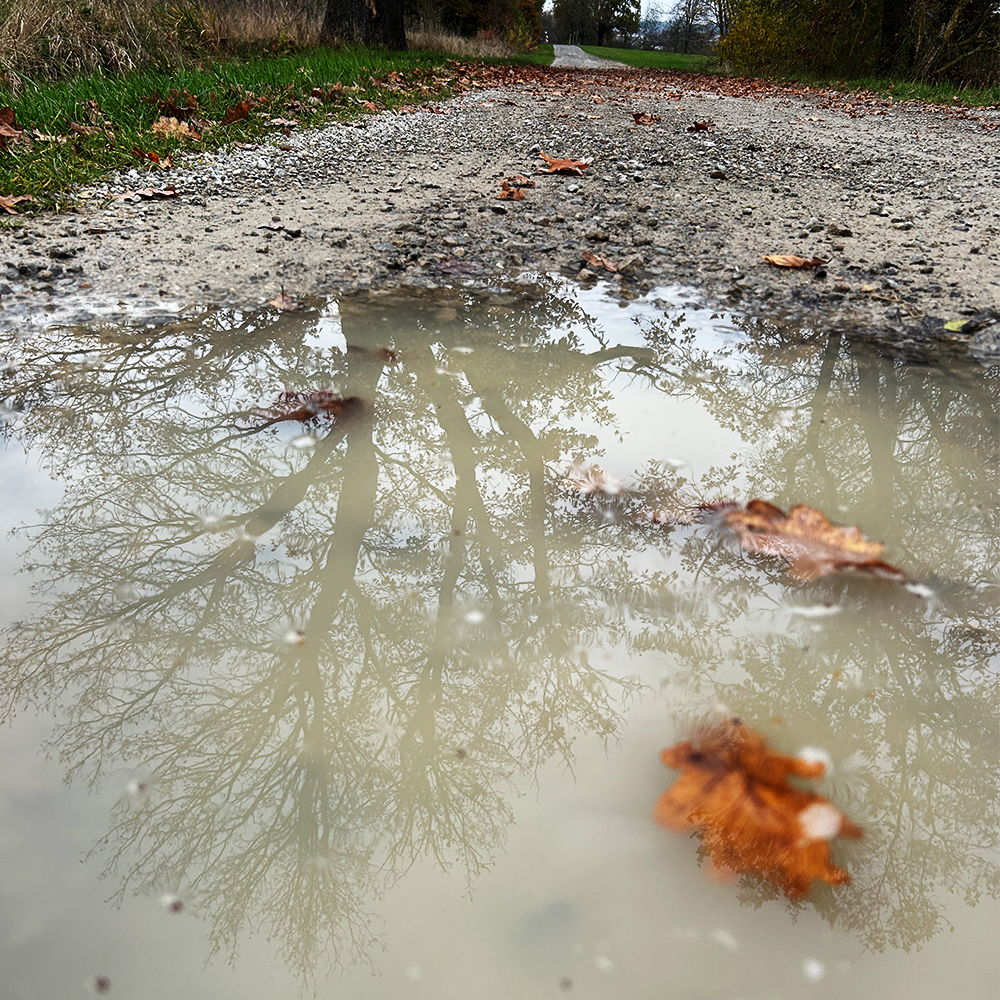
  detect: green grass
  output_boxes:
[0,45,455,206]
[511,42,554,66]
[774,73,1000,107]
[579,46,715,72]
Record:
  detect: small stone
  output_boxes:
[617,254,644,277]
[256,244,270,254]
[491,204,508,215]
[709,169,727,180]
[827,223,852,237]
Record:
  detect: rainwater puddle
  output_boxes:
[0,278,997,998]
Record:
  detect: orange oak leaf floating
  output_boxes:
[255,392,362,427]
[722,499,908,582]
[762,254,828,268]
[655,717,862,900]
[537,151,592,175]
[269,288,301,311]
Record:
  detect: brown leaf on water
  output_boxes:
[220,99,253,127]
[562,464,626,497]
[723,499,908,582]
[0,194,35,215]
[654,717,862,900]
[581,251,618,273]
[256,391,362,426]
[269,289,301,311]
[538,151,592,175]
[687,120,713,132]
[633,112,660,125]
[762,254,828,268]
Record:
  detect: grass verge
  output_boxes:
[579,46,714,72]
[774,73,1000,108]
[0,45,456,210]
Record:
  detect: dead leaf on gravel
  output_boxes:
[0,194,35,215]
[633,112,661,125]
[112,185,178,202]
[496,180,524,201]
[723,499,908,582]
[133,148,173,169]
[582,251,618,273]
[762,254,828,268]
[538,151,592,175]
[687,120,714,132]
[506,174,535,188]
[655,716,862,900]
[152,116,201,140]
[220,99,253,127]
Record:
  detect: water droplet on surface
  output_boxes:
[406,965,422,981]
[290,434,318,450]
[159,893,184,913]
[594,955,614,973]
[802,957,826,983]
[464,609,486,625]
[86,975,111,994]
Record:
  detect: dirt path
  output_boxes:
[552,45,629,69]
[1,66,998,360]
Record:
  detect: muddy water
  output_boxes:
[0,279,997,999]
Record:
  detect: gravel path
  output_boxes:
[552,45,630,69]
[1,68,998,360]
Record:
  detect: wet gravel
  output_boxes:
[1,70,998,361]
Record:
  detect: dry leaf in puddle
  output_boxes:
[723,499,908,582]
[537,151,592,175]
[762,254,828,268]
[269,289,301,311]
[562,464,626,497]
[655,717,862,900]
[255,391,362,426]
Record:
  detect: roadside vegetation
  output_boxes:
[1,0,997,214]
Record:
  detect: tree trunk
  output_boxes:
[321,0,407,50]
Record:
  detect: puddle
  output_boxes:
[0,277,997,998]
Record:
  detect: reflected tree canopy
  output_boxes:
[0,281,997,976]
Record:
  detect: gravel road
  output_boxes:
[1,66,998,360]
[552,45,629,69]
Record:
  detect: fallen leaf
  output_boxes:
[581,251,618,273]
[0,106,25,147]
[133,148,173,169]
[633,112,660,125]
[496,179,524,201]
[70,122,113,139]
[537,151,592,175]
[255,391,361,426]
[0,194,35,215]
[505,174,536,189]
[269,289,301,311]
[220,99,253,127]
[762,254,828,268]
[687,120,714,132]
[150,90,199,120]
[655,717,862,900]
[722,499,908,582]
[111,185,178,202]
[562,464,626,496]
[152,116,201,140]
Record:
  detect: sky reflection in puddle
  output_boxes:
[0,277,996,998]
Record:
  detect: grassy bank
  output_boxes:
[579,46,712,72]
[0,45,459,211]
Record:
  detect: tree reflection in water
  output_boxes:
[0,281,996,978]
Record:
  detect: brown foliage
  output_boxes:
[723,499,908,582]
[655,718,862,900]
[537,151,592,175]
